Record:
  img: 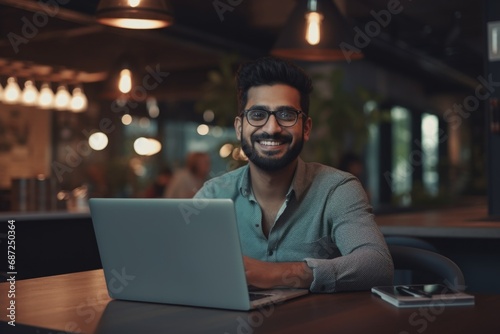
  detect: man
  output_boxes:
[194,56,393,293]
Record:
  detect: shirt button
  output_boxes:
[268,250,274,256]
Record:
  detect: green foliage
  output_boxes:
[303,69,380,166]
[195,54,240,126]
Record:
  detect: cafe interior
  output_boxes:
[0,0,500,332]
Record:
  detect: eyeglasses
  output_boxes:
[241,108,305,127]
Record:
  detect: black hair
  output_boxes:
[235,56,313,114]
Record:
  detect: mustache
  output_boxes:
[251,133,292,142]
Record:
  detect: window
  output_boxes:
[391,106,412,206]
[421,113,439,196]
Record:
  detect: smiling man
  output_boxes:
[194,56,393,293]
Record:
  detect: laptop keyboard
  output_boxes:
[249,293,273,301]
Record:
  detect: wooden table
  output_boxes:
[1,270,499,334]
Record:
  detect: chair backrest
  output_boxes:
[388,245,466,291]
[385,236,437,252]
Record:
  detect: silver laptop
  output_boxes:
[89,198,308,311]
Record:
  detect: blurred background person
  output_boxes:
[338,152,370,200]
[164,152,211,198]
[142,166,173,198]
[338,152,364,182]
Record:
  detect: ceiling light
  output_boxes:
[4,77,21,104]
[96,0,174,29]
[272,0,363,62]
[38,83,54,109]
[21,80,39,106]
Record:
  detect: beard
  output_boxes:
[240,130,304,172]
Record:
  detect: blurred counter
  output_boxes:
[0,209,90,221]
[0,208,100,281]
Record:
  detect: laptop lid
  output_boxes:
[90,198,256,310]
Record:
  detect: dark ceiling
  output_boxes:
[0,0,486,100]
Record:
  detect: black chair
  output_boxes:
[388,245,466,291]
[385,236,438,285]
[385,236,437,252]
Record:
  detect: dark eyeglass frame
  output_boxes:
[241,108,306,127]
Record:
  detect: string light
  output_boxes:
[38,82,55,109]
[70,86,88,112]
[4,77,22,104]
[0,59,89,112]
[0,79,88,113]
[21,80,39,106]
[54,84,71,110]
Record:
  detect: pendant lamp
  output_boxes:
[96,0,174,29]
[272,0,363,62]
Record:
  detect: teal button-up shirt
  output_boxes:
[194,158,393,293]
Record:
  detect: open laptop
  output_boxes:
[89,198,308,311]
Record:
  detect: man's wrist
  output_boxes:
[273,262,313,289]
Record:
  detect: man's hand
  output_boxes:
[243,256,313,290]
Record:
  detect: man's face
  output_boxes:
[234,84,312,172]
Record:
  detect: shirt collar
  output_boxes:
[291,158,309,201]
[238,158,308,201]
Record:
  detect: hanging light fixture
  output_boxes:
[96,0,174,29]
[118,68,132,94]
[38,82,55,109]
[70,86,88,112]
[3,77,22,104]
[305,0,323,45]
[272,0,363,62]
[21,80,39,106]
